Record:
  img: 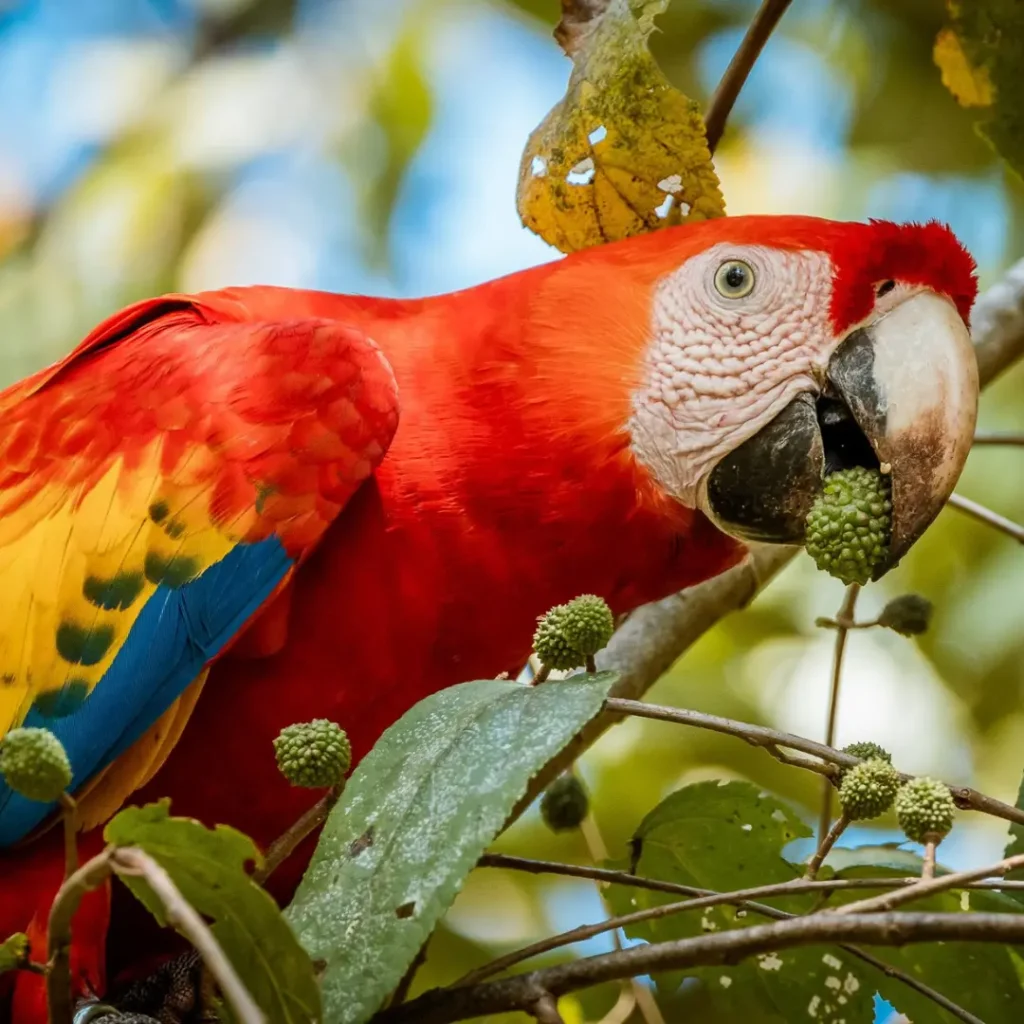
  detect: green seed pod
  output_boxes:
[540,773,589,832]
[839,740,892,774]
[804,466,893,586]
[837,758,900,820]
[273,719,351,789]
[0,727,72,803]
[533,605,585,672]
[895,777,956,843]
[877,594,933,636]
[559,595,615,657]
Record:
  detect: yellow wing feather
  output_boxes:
[0,438,257,735]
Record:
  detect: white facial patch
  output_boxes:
[628,243,838,508]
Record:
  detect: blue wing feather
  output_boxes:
[0,536,292,845]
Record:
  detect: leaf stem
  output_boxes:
[923,840,938,881]
[253,786,342,886]
[704,0,793,152]
[818,584,859,843]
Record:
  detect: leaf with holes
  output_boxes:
[517,0,725,253]
[285,674,617,1024]
[934,1,1024,178]
[607,780,878,1022]
[105,802,321,1023]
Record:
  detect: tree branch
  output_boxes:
[704,0,793,152]
[474,854,986,1024]
[603,697,1024,830]
[947,492,1024,544]
[381,912,1022,1024]
[836,851,1024,917]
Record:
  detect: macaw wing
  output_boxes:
[0,295,399,844]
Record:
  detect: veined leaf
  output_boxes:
[286,673,617,1024]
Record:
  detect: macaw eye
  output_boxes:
[714,259,756,299]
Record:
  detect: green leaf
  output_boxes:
[0,933,29,975]
[608,780,878,1023]
[105,801,321,1024]
[517,0,725,253]
[286,673,617,1024]
[934,1,1024,178]
[831,861,1024,1024]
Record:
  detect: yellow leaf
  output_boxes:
[518,0,725,254]
[933,27,993,108]
[934,1,1024,179]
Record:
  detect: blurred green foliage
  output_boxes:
[1,0,1023,1020]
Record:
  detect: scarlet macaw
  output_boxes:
[0,215,979,1019]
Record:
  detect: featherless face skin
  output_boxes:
[620,216,979,577]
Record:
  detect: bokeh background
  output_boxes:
[0,1,1022,1021]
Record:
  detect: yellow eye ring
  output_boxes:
[714,259,756,299]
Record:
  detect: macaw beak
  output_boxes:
[705,290,979,579]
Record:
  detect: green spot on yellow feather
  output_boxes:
[163,519,187,539]
[56,622,115,667]
[144,551,201,588]
[33,680,89,718]
[83,570,145,611]
[148,500,170,523]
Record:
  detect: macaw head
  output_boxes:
[559,215,979,578]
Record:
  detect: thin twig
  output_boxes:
[923,840,938,880]
[46,849,115,1024]
[805,813,850,880]
[602,697,1024,830]
[59,793,78,877]
[819,584,859,842]
[476,854,983,1024]
[382,912,1020,1024]
[111,848,264,1024]
[836,851,1024,917]
[972,432,1024,445]
[947,492,1024,544]
[254,788,340,886]
[765,743,836,775]
[704,0,793,152]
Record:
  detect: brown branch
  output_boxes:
[381,912,1020,1024]
[475,854,984,1024]
[837,851,1024,917]
[947,492,1024,544]
[818,584,859,841]
[603,697,1024,830]
[111,848,264,1024]
[704,0,793,152]
[973,432,1024,445]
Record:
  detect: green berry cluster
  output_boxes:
[805,467,892,586]
[838,758,900,820]
[842,741,892,765]
[895,777,956,843]
[540,773,589,832]
[533,595,615,673]
[273,719,351,789]
[0,728,72,802]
